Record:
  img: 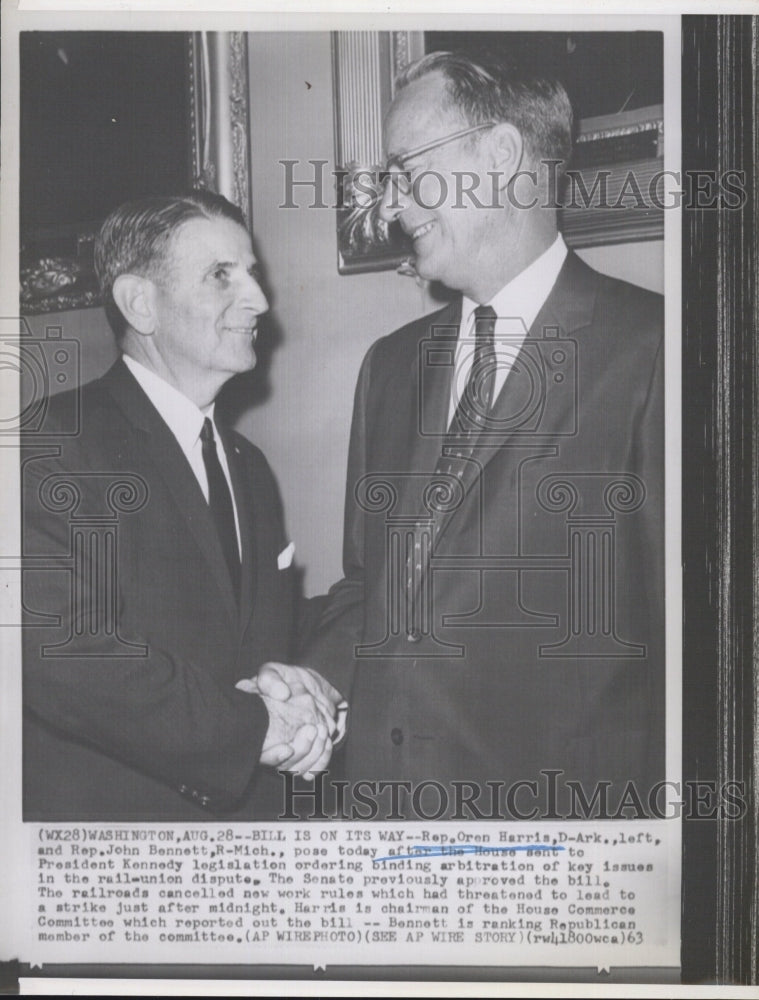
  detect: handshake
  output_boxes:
[237,662,348,779]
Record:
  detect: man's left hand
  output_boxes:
[236,662,348,778]
[256,662,347,741]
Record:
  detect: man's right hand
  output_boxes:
[260,692,333,775]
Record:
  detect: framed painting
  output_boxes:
[19,31,252,316]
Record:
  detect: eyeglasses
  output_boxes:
[383,122,497,196]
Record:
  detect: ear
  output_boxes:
[112,274,156,336]
[487,123,524,191]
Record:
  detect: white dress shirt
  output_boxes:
[448,234,569,425]
[123,354,241,555]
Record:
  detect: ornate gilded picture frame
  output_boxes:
[19,31,252,316]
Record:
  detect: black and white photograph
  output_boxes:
[0,3,756,995]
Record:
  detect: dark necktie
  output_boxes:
[404,306,499,641]
[200,417,240,599]
[435,304,498,484]
[449,304,498,434]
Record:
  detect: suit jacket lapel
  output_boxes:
[401,300,461,516]
[102,359,238,621]
[472,250,597,472]
[431,252,599,543]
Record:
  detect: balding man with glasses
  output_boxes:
[305,53,665,820]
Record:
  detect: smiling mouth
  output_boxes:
[224,326,258,337]
[409,221,435,241]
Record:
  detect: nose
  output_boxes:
[240,271,269,315]
[378,172,408,224]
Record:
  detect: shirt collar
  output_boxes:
[122,354,215,453]
[461,233,568,335]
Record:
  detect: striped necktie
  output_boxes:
[403,306,499,642]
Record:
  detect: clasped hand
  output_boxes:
[236,662,347,779]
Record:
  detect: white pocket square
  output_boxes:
[277,541,295,570]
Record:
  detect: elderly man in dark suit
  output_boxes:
[304,53,664,819]
[22,190,344,821]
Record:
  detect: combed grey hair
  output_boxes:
[396,51,573,166]
[95,190,247,340]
